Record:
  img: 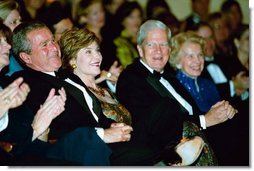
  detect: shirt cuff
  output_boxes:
[0,112,8,132]
[106,80,116,93]
[229,80,235,97]
[241,90,249,100]
[229,80,249,100]
[95,127,104,140]
[199,115,206,130]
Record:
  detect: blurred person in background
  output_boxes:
[145,0,171,20]
[113,1,143,68]
[221,0,248,41]
[182,0,210,31]
[0,0,23,76]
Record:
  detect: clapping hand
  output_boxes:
[108,61,123,77]
[96,61,123,84]
[0,77,30,118]
[31,87,66,141]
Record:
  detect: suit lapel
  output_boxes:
[146,74,175,99]
[39,72,92,114]
[135,60,176,100]
[136,60,196,114]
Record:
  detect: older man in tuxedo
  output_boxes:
[116,20,237,164]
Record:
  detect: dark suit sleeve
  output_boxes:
[116,70,183,148]
[216,82,231,100]
[11,71,51,113]
[99,115,115,128]
[0,105,34,155]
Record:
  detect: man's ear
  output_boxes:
[19,52,32,64]
[234,38,240,48]
[137,45,143,57]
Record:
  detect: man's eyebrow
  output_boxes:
[39,40,48,46]
[39,36,54,46]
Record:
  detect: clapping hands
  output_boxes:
[32,87,67,141]
[0,77,30,118]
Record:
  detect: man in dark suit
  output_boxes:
[182,0,210,31]
[0,77,111,166]
[9,21,160,166]
[116,20,237,165]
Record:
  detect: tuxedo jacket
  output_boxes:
[11,67,114,140]
[116,59,202,149]
[201,59,233,101]
[201,58,250,103]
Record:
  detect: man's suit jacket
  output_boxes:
[201,57,250,103]
[11,67,114,140]
[200,59,233,101]
[0,74,73,165]
[116,59,202,149]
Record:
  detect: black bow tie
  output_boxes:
[54,71,60,78]
[54,70,68,79]
[153,70,163,80]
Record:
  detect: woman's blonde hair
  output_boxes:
[0,0,19,21]
[169,31,205,69]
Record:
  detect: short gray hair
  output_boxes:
[137,19,171,45]
[12,21,47,58]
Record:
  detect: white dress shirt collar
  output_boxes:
[140,59,164,74]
